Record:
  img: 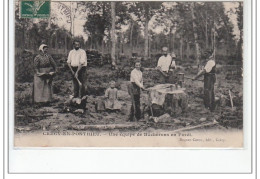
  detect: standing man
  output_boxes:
[156,47,176,83]
[193,49,216,111]
[128,61,145,121]
[170,52,177,69]
[67,40,87,98]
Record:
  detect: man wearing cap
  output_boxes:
[156,47,176,83]
[67,40,88,98]
[193,49,216,111]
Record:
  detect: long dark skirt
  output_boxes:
[33,67,54,103]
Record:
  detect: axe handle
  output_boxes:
[184,76,203,82]
[75,76,82,97]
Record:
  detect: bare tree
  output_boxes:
[190,2,201,66]
[111,2,116,66]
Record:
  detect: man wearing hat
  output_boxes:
[193,49,216,111]
[156,47,176,83]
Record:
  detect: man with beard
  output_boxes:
[67,40,87,98]
[156,47,176,83]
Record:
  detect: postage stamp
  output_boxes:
[20,0,50,18]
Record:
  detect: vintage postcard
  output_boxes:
[13,0,244,147]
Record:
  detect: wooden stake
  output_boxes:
[172,121,218,132]
[229,90,234,109]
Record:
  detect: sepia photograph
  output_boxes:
[14,0,244,147]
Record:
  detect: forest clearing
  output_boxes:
[14,1,243,135]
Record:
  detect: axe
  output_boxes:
[75,75,82,104]
[184,76,203,82]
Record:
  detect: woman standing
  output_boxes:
[33,44,57,103]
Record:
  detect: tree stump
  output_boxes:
[147,84,188,117]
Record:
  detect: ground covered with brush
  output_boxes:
[15,54,243,134]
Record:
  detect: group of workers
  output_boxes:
[128,47,216,121]
[33,41,216,122]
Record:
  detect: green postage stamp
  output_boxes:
[20,0,50,18]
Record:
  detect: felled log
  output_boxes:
[172,121,219,132]
[69,123,141,130]
[16,114,53,118]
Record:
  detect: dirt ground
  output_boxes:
[14,56,243,134]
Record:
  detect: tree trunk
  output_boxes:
[172,34,175,50]
[148,85,188,117]
[64,34,67,54]
[190,2,201,66]
[180,37,183,60]
[169,27,172,52]
[101,38,104,56]
[55,34,58,49]
[136,35,139,52]
[90,37,93,49]
[186,41,190,59]
[121,32,124,54]
[148,36,151,58]
[130,22,134,57]
[70,2,74,37]
[205,11,208,48]
[211,28,214,49]
[23,22,26,50]
[213,25,216,59]
[144,7,149,60]
[111,2,116,66]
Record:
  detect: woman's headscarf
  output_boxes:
[39,44,48,52]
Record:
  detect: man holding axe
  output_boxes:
[67,40,88,100]
[193,49,216,111]
[156,47,176,83]
[127,61,146,122]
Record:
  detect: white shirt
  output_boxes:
[67,48,87,67]
[157,55,175,72]
[130,68,143,88]
[204,59,216,73]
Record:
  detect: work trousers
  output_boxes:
[204,73,216,111]
[71,66,86,98]
[158,71,175,84]
[129,83,141,121]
